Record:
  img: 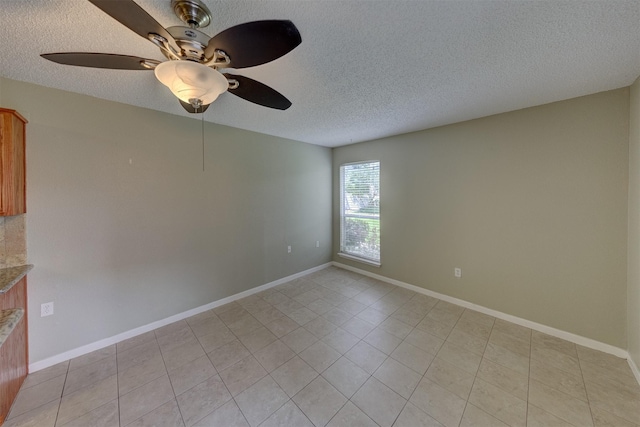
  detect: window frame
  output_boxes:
[339,160,381,267]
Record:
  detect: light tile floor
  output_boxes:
[5,267,640,427]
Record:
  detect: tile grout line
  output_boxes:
[152,330,184,427]
[299,299,369,426]
[390,298,435,426]
[265,363,303,425]
[208,304,294,426]
[52,362,70,427]
[286,274,381,426]
[443,307,477,427]
[576,350,598,427]
[380,295,444,427]
[185,316,246,427]
[164,325,190,427]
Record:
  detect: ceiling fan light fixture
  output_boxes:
[154,60,228,106]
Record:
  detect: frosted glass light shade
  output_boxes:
[154,60,228,105]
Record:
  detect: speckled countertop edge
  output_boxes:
[0,264,33,294]
[0,308,24,348]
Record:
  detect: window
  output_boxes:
[340,161,380,265]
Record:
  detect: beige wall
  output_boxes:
[629,76,640,365]
[1,73,634,360]
[0,77,332,363]
[333,89,629,348]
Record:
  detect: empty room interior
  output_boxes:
[0,0,639,426]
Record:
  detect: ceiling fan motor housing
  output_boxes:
[166,26,211,62]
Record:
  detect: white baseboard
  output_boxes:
[29,263,332,372]
[333,261,629,360]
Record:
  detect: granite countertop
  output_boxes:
[0,308,24,348]
[0,264,33,294]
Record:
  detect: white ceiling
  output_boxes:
[1,0,639,147]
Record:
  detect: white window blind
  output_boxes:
[340,161,380,264]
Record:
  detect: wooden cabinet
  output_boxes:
[0,277,28,424]
[0,108,27,216]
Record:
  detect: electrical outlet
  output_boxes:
[41,302,54,317]
[287,245,292,253]
[454,268,462,278]
[316,241,320,248]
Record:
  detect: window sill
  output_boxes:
[337,252,381,268]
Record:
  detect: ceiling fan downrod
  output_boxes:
[171,0,212,29]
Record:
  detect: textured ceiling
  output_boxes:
[1,0,639,147]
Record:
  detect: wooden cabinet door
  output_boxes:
[0,277,28,424]
[0,108,27,216]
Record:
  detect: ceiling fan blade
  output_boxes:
[179,100,211,114]
[88,0,177,48]
[224,74,292,110]
[41,53,159,70]
[205,20,301,69]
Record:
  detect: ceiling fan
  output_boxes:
[41,0,302,113]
